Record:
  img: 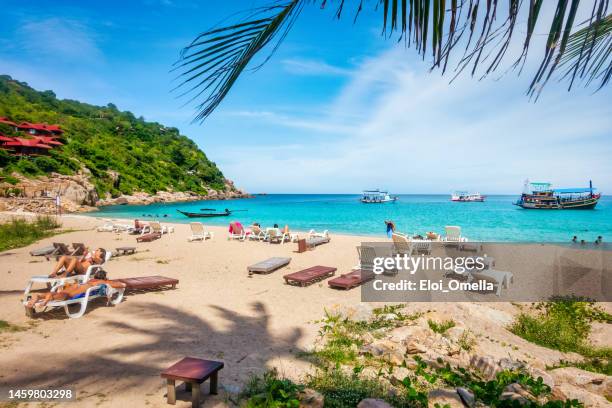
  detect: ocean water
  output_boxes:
[85,194,612,242]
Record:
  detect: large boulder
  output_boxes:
[361,339,406,365]
[357,398,393,408]
[427,389,465,408]
[549,367,611,398]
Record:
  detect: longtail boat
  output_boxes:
[176,209,231,218]
[514,180,600,210]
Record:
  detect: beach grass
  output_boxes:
[509,296,612,374]
[0,216,62,252]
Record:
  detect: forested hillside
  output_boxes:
[0,75,227,198]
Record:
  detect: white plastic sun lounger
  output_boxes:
[268,228,291,244]
[392,233,414,256]
[188,222,213,241]
[443,226,467,243]
[23,251,113,299]
[308,229,330,240]
[248,226,268,241]
[469,269,514,296]
[228,222,246,241]
[24,283,124,319]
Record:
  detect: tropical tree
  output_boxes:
[172,0,611,123]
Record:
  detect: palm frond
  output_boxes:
[559,12,612,91]
[173,0,303,123]
[177,0,611,122]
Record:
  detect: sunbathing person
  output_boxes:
[49,248,107,278]
[25,271,126,313]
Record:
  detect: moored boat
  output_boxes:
[177,209,231,218]
[451,191,485,202]
[514,180,600,210]
[360,190,398,203]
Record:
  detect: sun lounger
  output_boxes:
[23,251,113,299]
[112,276,179,291]
[392,233,413,256]
[328,269,375,290]
[411,239,432,255]
[268,228,290,244]
[150,221,173,234]
[23,282,124,319]
[306,236,330,247]
[71,243,87,256]
[469,269,514,296]
[248,225,268,241]
[247,257,291,275]
[228,222,246,241]
[308,229,330,240]
[29,245,57,257]
[188,222,213,241]
[137,232,161,242]
[283,265,336,286]
[444,226,467,243]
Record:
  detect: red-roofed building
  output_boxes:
[18,122,64,136]
[3,137,53,156]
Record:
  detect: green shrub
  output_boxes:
[0,216,62,252]
[241,369,303,408]
[509,297,611,374]
[428,319,456,334]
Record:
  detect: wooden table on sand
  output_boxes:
[161,357,223,407]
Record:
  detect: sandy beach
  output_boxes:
[1,214,610,407]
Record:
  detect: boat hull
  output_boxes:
[515,196,600,210]
[176,210,231,218]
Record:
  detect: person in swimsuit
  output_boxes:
[48,248,107,278]
[25,270,126,314]
[384,220,395,238]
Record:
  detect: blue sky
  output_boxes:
[0,0,610,194]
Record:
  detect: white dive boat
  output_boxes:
[360,190,398,203]
[451,191,485,202]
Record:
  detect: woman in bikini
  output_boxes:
[48,248,107,278]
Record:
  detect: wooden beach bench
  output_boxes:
[112,276,178,291]
[283,265,336,287]
[136,232,161,243]
[247,257,291,276]
[328,269,375,290]
[161,357,223,407]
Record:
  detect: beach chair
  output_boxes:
[188,222,213,241]
[137,230,162,242]
[268,228,290,244]
[228,222,246,241]
[468,269,514,296]
[283,266,337,286]
[112,276,179,291]
[328,269,375,290]
[248,257,291,275]
[96,221,115,232]
[71,243,87,256]
[23,282,124,319]
[29,245,58,257]
[444,226,467,243]
[150,221,173,234]
[23,250,113,300]
[308,229,330,240]
[248,225,268,241]
[411,239,432,255]
[392,232,414,256]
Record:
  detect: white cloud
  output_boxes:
[281,58,352,76]
[219,46,612,194]
[17,18,102,62]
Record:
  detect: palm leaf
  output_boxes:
[176,0,611,122]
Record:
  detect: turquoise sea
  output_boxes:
[86,194,612,242]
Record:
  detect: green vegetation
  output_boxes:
[0,216,62,252]
[0,320,26,333]
[509,297,611,375]
[427,319,456,335]
[241,369,303,408]
[0,75,226,197]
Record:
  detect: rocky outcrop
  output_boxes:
[0,172,251,213]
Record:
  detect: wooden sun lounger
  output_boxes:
[112,276,179,291]
[328,269,375,290]
[306,236,330,247]
[283,265,336,287]
[136,232,161,243]
[248,257,291,275]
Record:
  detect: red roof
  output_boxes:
[0,134,14,142]
[17,122,64,134]
[0,117,17,127]
[34,136,63,145]
[5,137,52,149]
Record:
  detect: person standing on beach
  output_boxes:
[384,220,395,238]
[55,194,61,216]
